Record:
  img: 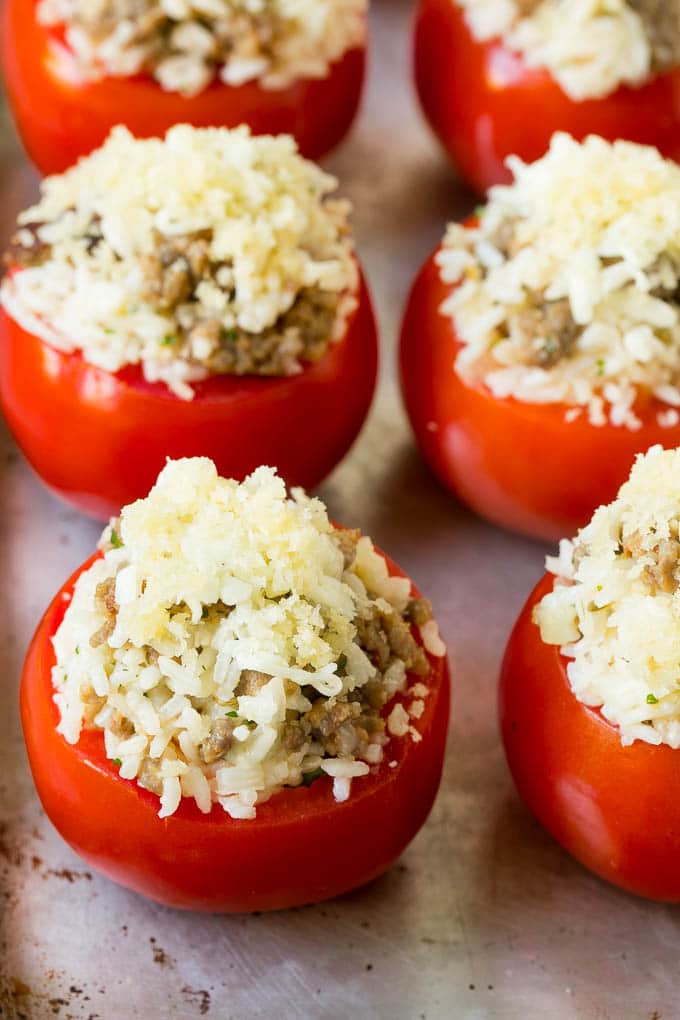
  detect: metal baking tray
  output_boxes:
[1,2,678,1017]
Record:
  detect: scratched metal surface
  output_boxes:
[1,2,679,1018]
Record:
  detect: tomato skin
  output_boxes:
[0,274,378,520]
[399,250,680,542]
[413,0,680,193]
[500,574,680,902]
[21,552,450,913]
[1,0,366,174]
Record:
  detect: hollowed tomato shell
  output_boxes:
[21,552,451,912]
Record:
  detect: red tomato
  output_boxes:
[0,272,378,520]
[414,0,680,193]
[21,551,451,912]
[2,0,366,175]
[400,249,680,542]
[500,574,680,902]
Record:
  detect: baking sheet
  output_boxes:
[1,2,679,1017]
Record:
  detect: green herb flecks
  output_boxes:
[646,693,659,705]
[302,768,324,787]
[110,528,123,549]
[112,758,122,767]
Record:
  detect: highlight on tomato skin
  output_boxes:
[20,463,451,913]
[0,273,379,521]
[1,0,367,174]
[413,0,680,193]
[499,574,680,903]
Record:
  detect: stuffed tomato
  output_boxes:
[414,0,680,193]
[400,134,680,542]
[21,458,450,911]
[0,124,378,519]
[2,0,367,173]
[501,445,680,901]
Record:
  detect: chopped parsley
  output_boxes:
[109,528,123,549]
[302,768,324,787]
[160,334,177,346]
[226,710,239,718]
[221,327,239,343]
[646,693,659,705]
[596,358,605,376]
[112,758,122,767]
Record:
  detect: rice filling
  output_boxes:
[456,0,680,101]
[51,459,446,819]
[36,0,367,96]
[535,445,680,749]
[1,125,358,398]
[437,133,680,430]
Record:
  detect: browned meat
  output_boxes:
[355,607,392,670]
[90,577,118,648]
[53,1,286,73]
[3,222,52,269]
[235,670,271,697]
[405,597,433,627]
[282,720,307,752]
[199,719,236,764]
[629,0,680,71]
[516,0,543,14]
[623,527,680,593]
[138,759,163,795]
[306,698,369,757]
[510,297,580,368]
[331,528,362,570]
[109,711,135,739]
[383,611,429,676]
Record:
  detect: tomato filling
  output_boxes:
[51,459,447,820]
[1,123,359,399]
[36,0,367,95]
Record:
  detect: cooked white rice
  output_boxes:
[1,125,358,399]
[535,445,680,748]
[456,0,653,100]
[437,133,680,430]
[37,0,367,96]
[51,459,445,818]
